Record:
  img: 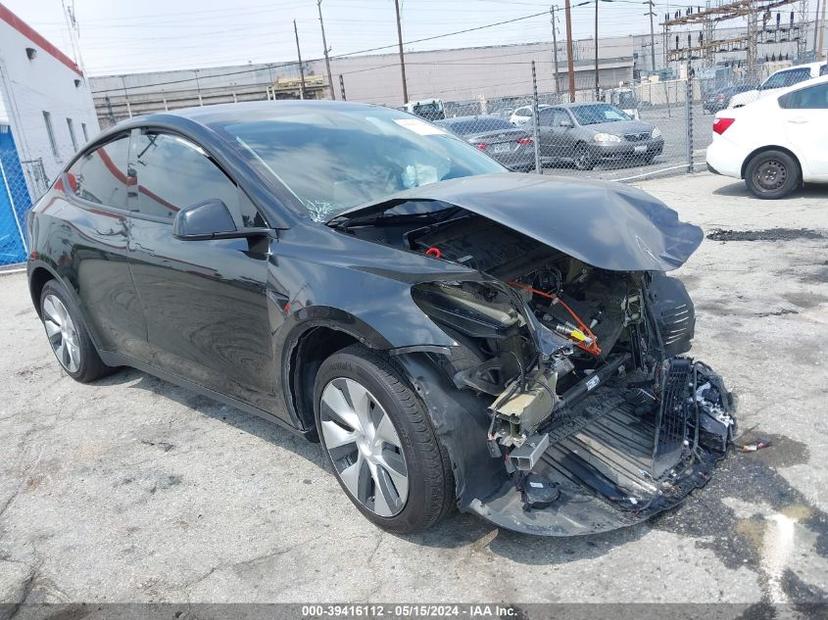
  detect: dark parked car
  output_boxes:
[703,83,756,114]
[436,115,536,171]
[27,101,735,536]
[536,103,664,170]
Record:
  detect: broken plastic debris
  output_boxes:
[738,439,771,452]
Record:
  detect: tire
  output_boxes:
[744,150,801,199]
[314,344,454,534]
[573,143,595,171]
[643,153,657,165]
[40,279,113,383]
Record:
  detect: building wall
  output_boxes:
[325,37,635,105]
[0,4,100,189]
[89,36,636,125]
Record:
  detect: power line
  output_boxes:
[91,9,551,91]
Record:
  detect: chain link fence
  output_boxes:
[0,126,42,268]
[396,62,711,183]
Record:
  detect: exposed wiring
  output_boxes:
[508,281,602,356]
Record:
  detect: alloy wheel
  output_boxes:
[574,145,592,170]
[319,377,409,517]
[753,159,787,192]
[42,294,81,373]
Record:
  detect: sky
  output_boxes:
[3,0,764,77]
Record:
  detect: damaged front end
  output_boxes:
[330,174,736,535]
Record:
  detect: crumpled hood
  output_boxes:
[331,173,702,272]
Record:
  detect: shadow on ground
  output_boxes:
[714,181,828,199]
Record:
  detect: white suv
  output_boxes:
[728,61,828,108]
[706,74,828,198]
[509,104,550,126]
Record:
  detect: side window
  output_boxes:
[779,83,828,109]
[65,136,131,208]
[537,108,554,125]
[821,64,828,77]
[551,110,571,126]
[132,133,231,220]
[131,132,265,227]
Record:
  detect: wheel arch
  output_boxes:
[28,262,60,318]
[281,309,395,436]
[740,145,802,180]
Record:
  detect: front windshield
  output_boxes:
[217,106,504,221]
[571,104,630,125]
[761,68,810,89]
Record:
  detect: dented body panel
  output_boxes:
[332,173,704,272]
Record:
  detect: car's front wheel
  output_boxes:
[314,345,454,534]
[573,143,595,170]
[39,279,113,383]
[744,150,801,199]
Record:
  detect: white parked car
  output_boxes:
[728,61,828,108]
[509,104,550,126]
[706,74,828,199]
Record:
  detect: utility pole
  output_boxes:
[394,0,409,104]
[820,0,827,59]
[565,0,576,101]
[594,0,600,100]
[645,0,656,73]
[815,0,823,57]
[61,0,85,74]
[550,6,560,93]
[317,0,336,99]
[293,20,306,100]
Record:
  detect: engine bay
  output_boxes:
[333,199,735,525]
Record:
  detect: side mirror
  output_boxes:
[173,199,270,241]
[559,119,574,129]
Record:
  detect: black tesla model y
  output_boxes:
[27,101,736,535]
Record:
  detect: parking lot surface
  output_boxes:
[1,173,827,608]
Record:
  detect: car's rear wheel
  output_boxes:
[744,150,800,199]
[314,344,454,533]
[573,143,595,170]
[40,280,113,383]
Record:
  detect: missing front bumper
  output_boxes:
[470,359,735,536]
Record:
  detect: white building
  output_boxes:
[0,2,99,266]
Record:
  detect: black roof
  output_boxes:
[142,99,383,126]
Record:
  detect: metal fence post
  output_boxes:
[531,61,542,175]
[685,72,694,173]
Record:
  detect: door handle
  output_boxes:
[787,118,809,124]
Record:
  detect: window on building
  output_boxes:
[65,135,131,209]
[66,118,78,152]
[81,123,89,142]
[42,111,59,159]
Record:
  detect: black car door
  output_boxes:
[62,134,150,360]
[125,129,278,412]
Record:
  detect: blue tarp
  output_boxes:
[0,125,31,266]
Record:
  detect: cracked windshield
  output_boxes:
[218,106,503,221]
